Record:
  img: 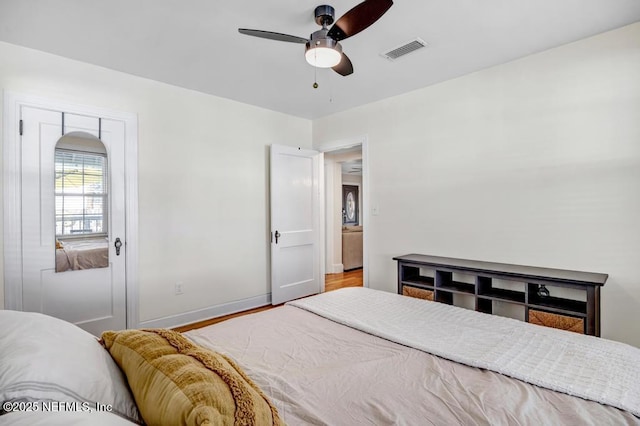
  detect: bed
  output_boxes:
[1,287,639,425]
[55,238,109,272]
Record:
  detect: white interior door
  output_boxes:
[21,106,127,336]
[270,144,323,305]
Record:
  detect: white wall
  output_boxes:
[323,158,343,273]
[313,23,640,347]
[0,41,312,323]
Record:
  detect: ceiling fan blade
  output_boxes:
[238,28,308,44]
[327,0,393,41]
[332,53,354,76]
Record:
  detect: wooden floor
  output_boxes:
[325,268,363,291]
[173,305,274,333]
[175,268,363,332]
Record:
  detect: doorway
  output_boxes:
[322,141,366,290]
[3,93,139,335]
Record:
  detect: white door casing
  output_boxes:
[3,92,139,333]
[270,144,323,305]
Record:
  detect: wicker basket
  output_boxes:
[402,286,434,301]
[528,309,584,334]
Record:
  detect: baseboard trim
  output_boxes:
[138,293,271,329]
[329,263,344,274]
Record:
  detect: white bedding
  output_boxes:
[55,238,108,272]
[288,287,640,417]
[186,297,639,425]
[0,411,138,425]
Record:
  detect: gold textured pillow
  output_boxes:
[101,329,283,426]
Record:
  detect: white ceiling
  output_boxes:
[342,159,363,176]
[1,1,639,119]
[326,146,363,174]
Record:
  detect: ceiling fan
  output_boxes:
[238,0,393,76]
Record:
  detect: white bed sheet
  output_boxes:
[55,238,108,272]
[289,287,640,417]
[185,300,639,425]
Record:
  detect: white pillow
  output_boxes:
[0,310,140,424]
[0,410,138,425]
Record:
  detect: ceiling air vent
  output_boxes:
[381,38,428,61]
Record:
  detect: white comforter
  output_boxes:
[288,287,640,417]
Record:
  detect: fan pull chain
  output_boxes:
[313,50,319,89]
[328,70,333,102]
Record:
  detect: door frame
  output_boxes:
[316,135,369,288]
[3,92,140,329]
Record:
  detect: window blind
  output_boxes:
[55,149,108,236]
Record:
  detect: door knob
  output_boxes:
[114,238,123,256]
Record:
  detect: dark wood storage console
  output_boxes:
[393,254,608,336]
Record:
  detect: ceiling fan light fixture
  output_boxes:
[305,38,342,68]
[239,0,393,76]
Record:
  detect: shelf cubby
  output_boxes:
[528,296,587,317]
[399,265,435,289]
[439,281,476,295]
[436,270,475,294]
[478,288,526,305]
